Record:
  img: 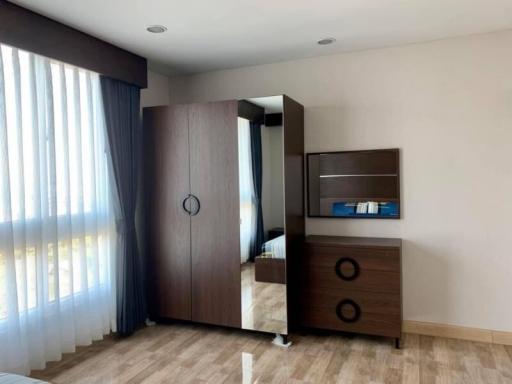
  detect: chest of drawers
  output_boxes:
[301,235,402,348]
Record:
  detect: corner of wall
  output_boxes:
[168,75,191,104]
[141,69,172,108]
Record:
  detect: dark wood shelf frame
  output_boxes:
[307,148,400,219]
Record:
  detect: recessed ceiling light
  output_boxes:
[317,37,336,46]
[146,25,167,33]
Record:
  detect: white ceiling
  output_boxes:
[247,96,283,114]
[10,0,512,75]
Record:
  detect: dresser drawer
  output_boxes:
[301,289,401,338]
[303,266,400,294]
[306,245,400,272]
[303,246,400,294]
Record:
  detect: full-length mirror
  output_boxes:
[238,96,287,335]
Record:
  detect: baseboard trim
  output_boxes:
[403,320,512,346]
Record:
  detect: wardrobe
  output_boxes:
[143,96,305,332]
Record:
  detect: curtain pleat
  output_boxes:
[100,76,144,335]
[249,121,264,261]
[238,118,256,263]
[0,44,116,375]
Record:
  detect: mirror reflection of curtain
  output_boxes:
[249,121,264,261]
[238,118,256,263]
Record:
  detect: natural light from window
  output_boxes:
[0,44,115,321]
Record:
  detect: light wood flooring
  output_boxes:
[241,262,287,335]
[31,323,512,383]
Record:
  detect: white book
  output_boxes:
[356,202,368,214]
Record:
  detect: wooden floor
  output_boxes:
[30,323,512,384]
[241,263,287,335]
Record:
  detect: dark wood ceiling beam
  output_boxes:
[0,0,147,88]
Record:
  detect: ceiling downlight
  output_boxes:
[317,37,336,45]
[146,25,167,33]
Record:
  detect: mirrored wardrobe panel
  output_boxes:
[238,96,287,335]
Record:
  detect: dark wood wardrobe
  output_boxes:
[143,96,305,331]
[143,101,241,328]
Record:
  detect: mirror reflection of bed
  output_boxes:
[238,96,287,336]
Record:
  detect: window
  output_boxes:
[0,43,116,374]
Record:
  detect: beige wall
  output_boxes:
[141,70,171,107]
[168,30,512,332]
[138,69,171,273]
[261,125,285,235]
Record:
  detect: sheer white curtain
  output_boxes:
[238,118,256,263]
[0,44,116,375]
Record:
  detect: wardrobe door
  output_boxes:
[282,95,305,331]
[189,101,241,328]
[144,105,191,320]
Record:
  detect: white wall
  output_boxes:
[168,30,512,332]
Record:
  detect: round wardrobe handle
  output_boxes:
[334,257,360,281]
[189,194,201,216]
[182,194,192,215]
[336,299,361,323]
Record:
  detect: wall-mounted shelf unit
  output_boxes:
[307,149,400,219]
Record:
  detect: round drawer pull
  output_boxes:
[336,299,361,323]
[335,257,360,281]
